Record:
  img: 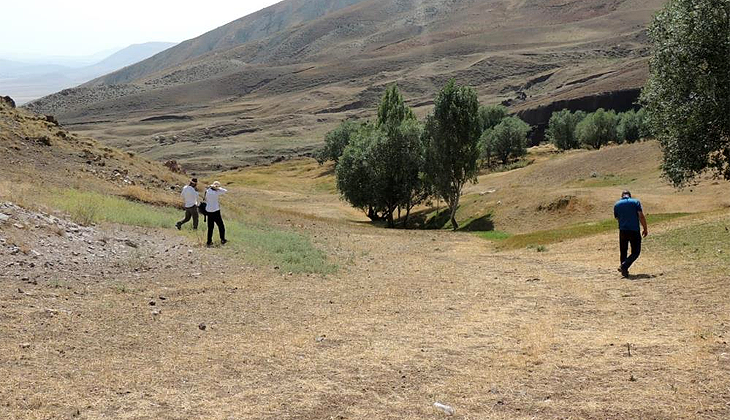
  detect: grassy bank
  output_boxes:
[34,188,335,274]
[491,213,690,250]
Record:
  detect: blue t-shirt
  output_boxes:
[614,198,643,232]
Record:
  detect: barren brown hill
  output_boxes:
[25,0,666,172]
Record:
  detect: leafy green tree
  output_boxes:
[479,129,495,167]
[371,120,427,227]
[576,108,619,150]
[335,124,381,220]
[335,87,426,227]
[478,104,509,132]
[377,84,416,130]
[546,109,586,150]
[423,80,481,230]
[316,120,361,165]
[616,110,643,144]
[641,0,730,186]
[484,117,530,164]
[636,108,652,139]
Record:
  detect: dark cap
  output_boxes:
[621,190,631,198]
[191,178,198,183]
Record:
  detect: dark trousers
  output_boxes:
[620,230,642,272]
[178,206,199,229]
[207,210,225,245]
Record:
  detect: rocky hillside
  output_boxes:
[24,0,666,171]
[0,96,187,200]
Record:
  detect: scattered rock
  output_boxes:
[198,323,207,331]
[19,342,31,349]
[149,300,156,306]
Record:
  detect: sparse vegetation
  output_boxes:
[642,0,730,186]
[39,188,333,274]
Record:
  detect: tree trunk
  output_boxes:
[449,194,460,231]
[403,203,412,228]
[366,207,380,221]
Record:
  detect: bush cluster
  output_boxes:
[547,107,651,150]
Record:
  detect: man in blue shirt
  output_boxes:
[614,190,648,278]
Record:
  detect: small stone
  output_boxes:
[149,300,156,306]
[19,343,31,349]
[198,323,207,331]
[152,310,161,316]
[13,223,24,229]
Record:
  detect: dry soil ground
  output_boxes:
[1,143,729,420]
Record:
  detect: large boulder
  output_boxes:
[1,96,16,108]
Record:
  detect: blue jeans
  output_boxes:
[620,230,641,272]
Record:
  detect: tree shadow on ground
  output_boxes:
[316,165,336,178]
[458,215,495,232]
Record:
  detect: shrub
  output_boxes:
[478,104,509,132]
[482,116,530,164]
[576,109,619,149]
[617,110,643,144]
[546,109,586,150]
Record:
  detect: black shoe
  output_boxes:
[206,243,213,248]
[618,267,629,278]
[175,223,181,230]
[221,239,228,245]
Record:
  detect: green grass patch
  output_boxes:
[44,189,179,227]
[496,213,690,250]
[646,217,730,270]
[42,188,335,274]
[474,230,511,241]
[569,174,637,188]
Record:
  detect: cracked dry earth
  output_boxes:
[1,199,729,420]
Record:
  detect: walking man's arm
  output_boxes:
[638,211,648,237]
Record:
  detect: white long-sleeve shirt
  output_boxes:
[181,185,199,208]
[205,187,227,212]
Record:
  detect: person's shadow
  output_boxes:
[628,274,657,280]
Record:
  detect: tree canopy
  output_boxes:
[641,0,730,186]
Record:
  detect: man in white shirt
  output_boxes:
[176,178,200,230]
[205,181,228,247]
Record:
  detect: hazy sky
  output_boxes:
[1,0,282,59]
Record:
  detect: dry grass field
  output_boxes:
[2,115,729,420]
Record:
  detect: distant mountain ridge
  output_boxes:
[87,0,367,86]
[26,0,667,171]
[1,42,176,105]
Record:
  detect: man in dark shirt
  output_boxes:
[614,190,648,278]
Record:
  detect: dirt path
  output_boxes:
[1,193,728,420]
